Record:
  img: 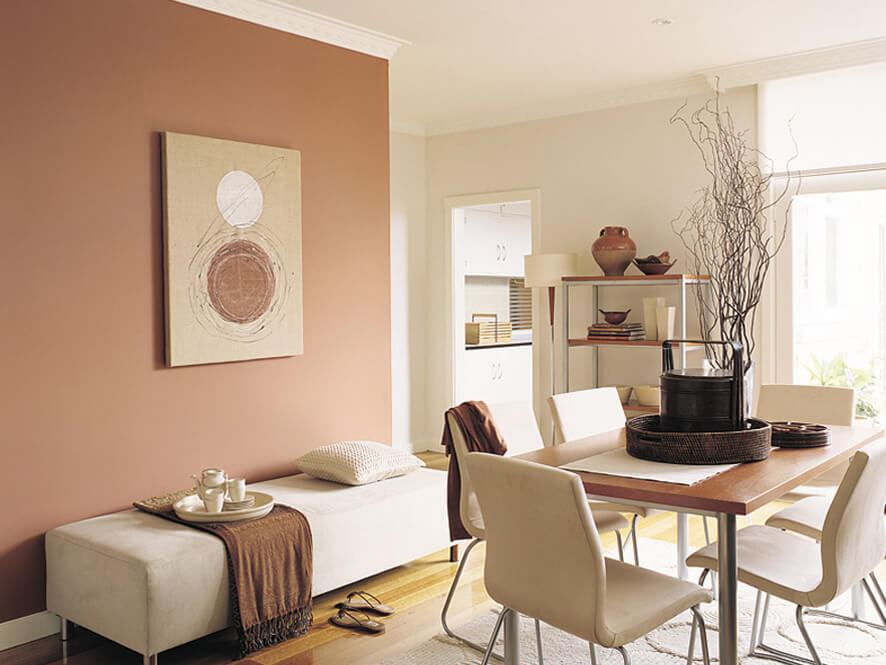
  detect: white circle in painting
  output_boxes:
[216,170,263,228]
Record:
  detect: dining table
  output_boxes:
[502,422,884,665]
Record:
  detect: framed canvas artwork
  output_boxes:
[162,132,303,366]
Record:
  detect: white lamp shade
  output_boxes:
[523,253,578,287]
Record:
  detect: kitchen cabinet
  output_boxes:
[463,211,531,277]
[459,344,532,404]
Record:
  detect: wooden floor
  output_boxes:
[2,454,880,665]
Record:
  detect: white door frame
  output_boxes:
[769,167,886,384]
[443,188,542,417]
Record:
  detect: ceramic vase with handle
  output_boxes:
[591,226,636,276]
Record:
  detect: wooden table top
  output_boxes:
[516,424,884,515]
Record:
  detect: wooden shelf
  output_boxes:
[562,273,709,283]
[569,339,704,348]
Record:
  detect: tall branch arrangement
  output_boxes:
[670,90,798,371]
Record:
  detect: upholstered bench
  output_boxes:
[46,469,450,665]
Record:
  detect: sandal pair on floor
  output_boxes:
[329,591,395,634]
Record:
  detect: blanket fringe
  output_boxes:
[239,605,313,658]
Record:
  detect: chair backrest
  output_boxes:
[814,439,886,606]
[446,401,545,539]
[755,384,855,426]
[548,387,626,443]
[464,452,609,645]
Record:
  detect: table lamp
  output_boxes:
[524,252,579,440]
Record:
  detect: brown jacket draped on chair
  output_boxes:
[442,401,507,540]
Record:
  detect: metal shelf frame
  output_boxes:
[559,274,711,394]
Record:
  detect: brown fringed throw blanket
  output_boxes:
[441,401,507,540]
[134,490,313,658]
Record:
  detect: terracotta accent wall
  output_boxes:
[0,0,391,623]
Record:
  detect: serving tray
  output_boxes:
[626,415,772,465]
[174,491,274,523]
[770,421,831,448]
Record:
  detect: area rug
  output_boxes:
[378,539,885,665]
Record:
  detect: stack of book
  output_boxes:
[587,322,645,342]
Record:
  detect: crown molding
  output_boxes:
[173,0,410,60]
[425,75,711,136]
[703,37,886,90]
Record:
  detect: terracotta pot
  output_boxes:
[591,226,636,276]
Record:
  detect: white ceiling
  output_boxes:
[280,0,886,135]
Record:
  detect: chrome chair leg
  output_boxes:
[795,606,823,665]
[863,576,886,624]
[749,589,764,654]
[589,643,598,665]
[441,538,503,658]
[615,529,625,562]
[616,645,631,665]
[479,608,507,665]
[690,605,711,665]
[686,613,697,665]
[60,618,70,642]
[630,514,640,565]
[534,618,544,665]
[702,516,711,545]
[750,601,825,665]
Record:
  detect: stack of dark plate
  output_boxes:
[770,422,830,448]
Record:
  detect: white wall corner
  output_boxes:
[0,611,60,651]
[173,0,410,60]
[703,37,886,90]
[390,116,427,137]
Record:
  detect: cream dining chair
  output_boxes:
[755,384,856,501]
[441,401,629,658]
[685,439,886,665]
[548,387,667,564]
[466,452,713,665]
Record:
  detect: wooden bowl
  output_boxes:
[599,308,630,324]
[633,260,676,275]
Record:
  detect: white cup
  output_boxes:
[642,297,665,341]
[203,487,225,513]
[656,305,676,341]
[226,478,247,503]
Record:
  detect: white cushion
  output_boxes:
[294,440,425,485]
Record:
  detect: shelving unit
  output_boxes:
[560,274,710,411]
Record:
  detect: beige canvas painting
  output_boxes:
[162,132,303,366]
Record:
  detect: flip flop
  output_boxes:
[335,590,396,616]
[329,608,386,634]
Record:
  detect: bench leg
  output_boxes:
[144,655,157,665]
[450,544,459,562]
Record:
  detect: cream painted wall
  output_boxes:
[422,87,758,444]
[390,132,428,450]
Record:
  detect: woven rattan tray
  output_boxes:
[626,415,772,465]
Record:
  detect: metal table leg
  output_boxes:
[503,606,521,665]
[718,513,738,665]
[677,512,689,580]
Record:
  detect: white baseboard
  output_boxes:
[0,611,60,651]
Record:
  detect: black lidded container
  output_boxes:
[659,340,745,433]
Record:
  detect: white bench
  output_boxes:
[46,469,450,665]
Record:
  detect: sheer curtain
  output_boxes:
[761,63,886,421]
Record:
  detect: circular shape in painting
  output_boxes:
[206,239,275,324]
[216,170,264,228]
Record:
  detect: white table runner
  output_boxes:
[559,448,738,486]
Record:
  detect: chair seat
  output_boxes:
[765,496,829,540]
[593,510,630,534]
[686,525,823,607]
[601,557,713,647]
